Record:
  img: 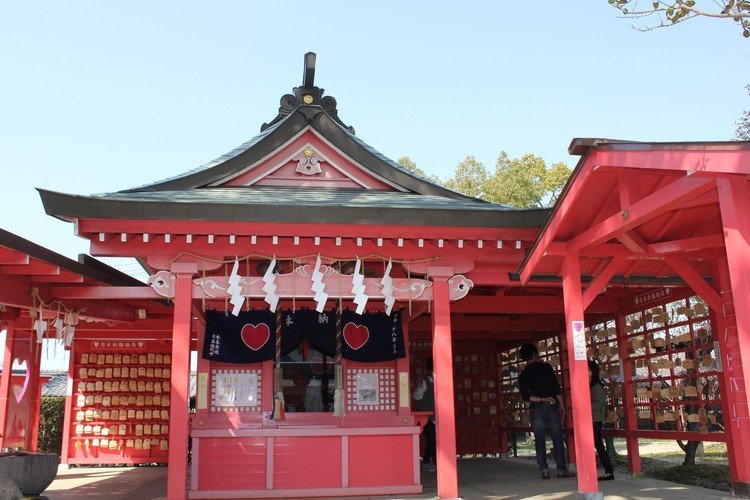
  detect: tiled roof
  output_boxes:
[39,186,549,228]
[42,374,67,397]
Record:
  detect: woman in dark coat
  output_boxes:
[589,360,615,481]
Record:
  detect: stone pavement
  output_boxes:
[42,457,732,499]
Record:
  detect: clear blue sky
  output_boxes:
[1,1,749,274]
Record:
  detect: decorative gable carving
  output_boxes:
[294,145,324,176]
[212,128,405,191]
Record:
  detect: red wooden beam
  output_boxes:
[617,171,642,212]
[0,261,60,276]
[58,299,136,322]
[77,219,541,241]
[664,256,722,313]
[567,176,715,255]
[595,146,750,176]
[410,314,564,332]
[582,255,627,310]
[647,234,724,254]
[616,231,648,254]
[74,318,174,332]
[0,276,33,309]
[450,294,618,314]
[91,238,527,264]
[32,272,85,284]
[50,286,162,300]
[0,249,29,266]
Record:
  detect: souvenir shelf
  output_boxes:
[453,346,500,455]
[67,344,172,464]
[498,337,565,444]
[624,295,723,435]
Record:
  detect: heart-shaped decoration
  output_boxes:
[241,323,270,351]
[138,342,144,348]
[343,322,369,350]
[573,321,583,332]
[93,341,100,348]
[12,359,29,403]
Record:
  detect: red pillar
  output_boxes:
[27,340,42,451]
[558,332,576,466]
[0,318,17,450]
[716,176,750,495]
[60,342,75,465]
[614,312,641,477]
[166,265,196,500]
[430,272,458,499]
[561,255,599,494]
[711,258,741,487]
[398,318,411,418]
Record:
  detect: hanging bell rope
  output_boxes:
[333,299,345,417]
[272,307,285,421]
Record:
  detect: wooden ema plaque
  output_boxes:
[67,340,172,465]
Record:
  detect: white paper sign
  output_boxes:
[356,372,379,406]
[714,341,723,372]
[572,321,586,360]
[214,372,258,408]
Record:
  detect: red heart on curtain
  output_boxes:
[343,322,369,350]
[241,323,270,351]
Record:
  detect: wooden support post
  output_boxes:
[166,265,196,500]
[561,255,600,497]
[398,320,411,418]
[717,177,750,496]
[430,271,458,499]
[558,332,577,466]
[27,340,42,451]
[711,259,741,488]
[60,341,75,465]
[0,320,16,450]
[614,312,641,477]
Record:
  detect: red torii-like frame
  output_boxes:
[519,139,750,497]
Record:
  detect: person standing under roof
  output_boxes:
[413,358,436,472]
[518,342,575,480]
[589,360,615,481]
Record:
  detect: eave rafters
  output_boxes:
[73,218,541,267]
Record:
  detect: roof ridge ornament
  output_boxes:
[261,52,355,135]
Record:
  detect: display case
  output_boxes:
[453,343,500,455]
[66,340,172,465]
[624,295,723,435]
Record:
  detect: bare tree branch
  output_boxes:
[609,0,750,37]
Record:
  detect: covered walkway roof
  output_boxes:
[519,139,750,311]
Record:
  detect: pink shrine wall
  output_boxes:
[190,354,422,498]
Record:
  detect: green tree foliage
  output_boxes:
[737,84,750,140]
[482,152,572,208]
[608,1,750,38]
[397,156,442,184]
[444,156,488,198]
[37,396,65,455]
[399,152,571,208]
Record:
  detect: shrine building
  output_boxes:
[0,52,749,499]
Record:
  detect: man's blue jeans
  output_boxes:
[530,402,567,472]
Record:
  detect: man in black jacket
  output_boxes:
[519,343,576,480]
